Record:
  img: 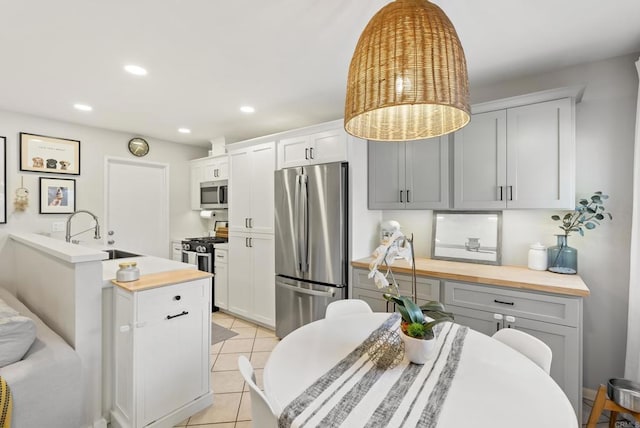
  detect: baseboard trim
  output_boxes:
[583,386,598,402]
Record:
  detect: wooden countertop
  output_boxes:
[352,257,590,297]
[112,269,212,292]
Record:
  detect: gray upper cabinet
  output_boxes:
[368,136,450,210]
[454,95,577,210]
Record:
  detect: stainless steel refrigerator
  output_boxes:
[274,161,348,338]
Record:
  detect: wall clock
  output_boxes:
[128,137,149,157]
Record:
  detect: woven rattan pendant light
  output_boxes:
[344,0,470,141]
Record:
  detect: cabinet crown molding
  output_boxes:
[471,85,586,114]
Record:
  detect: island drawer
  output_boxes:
[137,279,207,322]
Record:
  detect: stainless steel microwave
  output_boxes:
[200,180,228,209]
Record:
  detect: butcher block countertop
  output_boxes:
[352,257,590,297]
[112,269,212,292]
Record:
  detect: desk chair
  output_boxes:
[325,299,373,319]
[492,328,552,374]
[587,384,640,428]
[238,356,278,428]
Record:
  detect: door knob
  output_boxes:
[108,240,115,245]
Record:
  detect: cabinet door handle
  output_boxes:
[406,189,410,203]
[400,190,404,203]
[493,314,503,332]
[494,299,514,306]
[249,218,253,228]
[166,310,189,320]
[508,185,513,201]
[245,237,249,247]
[309,147,314,159]
[249,238,253,247]
[498,186,503,201]
[305,148,309,160]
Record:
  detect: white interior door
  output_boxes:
[106,157,169,258]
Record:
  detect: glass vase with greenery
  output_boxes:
[548,191,612,274]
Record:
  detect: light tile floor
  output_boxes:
[171,312,633,428]
[174,311,278,428]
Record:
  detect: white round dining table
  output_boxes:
[263,312,578,428]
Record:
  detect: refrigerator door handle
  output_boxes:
[277,281,335,298]
[300,173,309,272]
[294,174,302,273]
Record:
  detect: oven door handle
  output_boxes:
[276,281,335,298]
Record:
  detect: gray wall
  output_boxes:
[382,52,639,390]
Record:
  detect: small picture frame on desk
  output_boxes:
[432,211,502,265]
[39,177,76,214]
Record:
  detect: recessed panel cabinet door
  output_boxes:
[229,151,252,233]
[251,234,275,326]
[249,144,275,234]
[454,110,507,209]
[506,98,573,209]
[228,233,252,318]
[368,141,405,209]
[405,137,450,209]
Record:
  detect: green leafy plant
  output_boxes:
[383,295,453,340]
[551,191,612,237]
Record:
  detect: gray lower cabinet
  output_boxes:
[351,267,583,421]
[352,268,440,311]
[443,280,582,419]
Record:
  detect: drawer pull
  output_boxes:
[166,310,189,320]
[174,295,181,301]
[494,299,514,306]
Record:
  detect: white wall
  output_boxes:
[0,109,209,249]
[381,52,639,391]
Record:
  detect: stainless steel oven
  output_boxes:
[200,180,228,209]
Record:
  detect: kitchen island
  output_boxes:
[351,256,589,420]
[110,269,213,428]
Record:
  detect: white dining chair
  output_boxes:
[237,355,278,428]
[325,299,373,319]
[492,328,552,374]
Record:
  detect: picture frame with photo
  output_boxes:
[39,178,76,214]
[20,132,80,175]
[431,211,502,265]
[0,136,6,223]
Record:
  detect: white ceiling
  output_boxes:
[1,1,639,147]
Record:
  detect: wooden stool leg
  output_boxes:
[608,411,617,428]
[587,385,609,428]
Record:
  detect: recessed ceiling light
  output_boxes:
[73,103,93,112]
[240,106,255,113]
[124,64,148,76]
[178,128,191,134]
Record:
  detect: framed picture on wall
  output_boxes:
[39,177,76,214]
[0,136,6,223]
[431,211,502,265]
[20,132,80,175]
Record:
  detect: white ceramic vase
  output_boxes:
[401,331,436,364]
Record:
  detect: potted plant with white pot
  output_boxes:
[368,226,454,364]
[383,294,453,364]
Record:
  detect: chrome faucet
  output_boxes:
[65,210,102,243]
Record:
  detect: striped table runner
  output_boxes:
[278,313,468,428]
